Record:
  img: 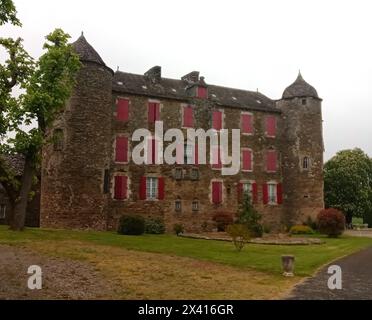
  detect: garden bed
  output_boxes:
[180,232,324,245]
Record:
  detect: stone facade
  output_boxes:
[40,35,324,232]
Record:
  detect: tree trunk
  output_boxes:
[10,157,35,231]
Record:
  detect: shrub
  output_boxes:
[226,224,250,252]
[237,194,263,237]
[290,225,315,235]
[213,212,234,232]
[173,224,184,236]
[145,218,165,234]
[317,208,345,237]
[117,215,145,235]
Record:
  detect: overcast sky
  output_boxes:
[2,0,372,160]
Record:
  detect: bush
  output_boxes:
[213,212,234,232]
[145,218,165,234]
[290,225,315,235]
[237,194,263,238]
[117,215,145,235]
[317,208,345,237]
[226,224,250,252]
[173,224,184,236]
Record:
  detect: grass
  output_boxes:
[1,225,371,277]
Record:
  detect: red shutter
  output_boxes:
[115,137,128,163]
[212,111,222,130]
[266,116,276,137]
[197,87,207,99]
[263,183,269,205]
[252,182,258,204]
[194,143,199,165]
[237,183,243,202]
[139,177,146,200]
[212,181,222,204]
[242,149,252,171]
[266,150,277,172]
[183,106,194,127]
[277,183,283,204]
[212,146,222,169]
[242,114,253,134]
[117,98,129,121]
[114,176,127,200]
[158,177,165,200]
[148,103,160,123]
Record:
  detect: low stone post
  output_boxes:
[281,255,295,277]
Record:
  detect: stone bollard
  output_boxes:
[281,255,295,277]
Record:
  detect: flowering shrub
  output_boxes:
[290,225,315,235]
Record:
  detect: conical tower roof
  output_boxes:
[72,33,106,66]
[282,72,319,99]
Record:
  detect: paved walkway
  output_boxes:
[287,247,372,300]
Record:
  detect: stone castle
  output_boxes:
[39,34,324,232]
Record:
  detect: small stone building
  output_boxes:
[40,35,324,232]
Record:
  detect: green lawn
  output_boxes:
[1,225,371,277]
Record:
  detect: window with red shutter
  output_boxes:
[212,110,222,130]
[116,98,129,122]
[242,149,252,171]
[183,106,194,128]
[241,113,253,134]
[115,136,128,163]
[158,177,165,200]
[114,176,128,200]
[148,102,160,123]
[139,176,147,200]
[263,183,269,205]
[265,116,277,137]
[212,181,222,204]
[197,87,208,99]
[266,150,277,172]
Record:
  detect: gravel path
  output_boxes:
[0,245,117,300]
[287,247,372,300]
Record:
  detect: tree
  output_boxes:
[324,148,372,226]
[237,193,263,237]
[0,0,81,230]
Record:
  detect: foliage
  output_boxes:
[303,216,318,231]
[237,193,263,237]
[213,212,234,232]
[145,218,165,234]
[0,0,21,26]
[117,215,145,235]
[317,208,345,237]
[173,224,184,236]
[226,224,250,251]
[289,225,315,235]
[324,148,372,225]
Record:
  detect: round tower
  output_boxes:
[40,34,113,230]
[277,72,324,226]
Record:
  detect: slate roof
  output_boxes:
[113,71,278,113]
[72,34,106,66]
[282,72,319,99]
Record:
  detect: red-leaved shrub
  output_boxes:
[213,212,234,232]
[317,208,345,237]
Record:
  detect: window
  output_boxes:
[303,157,310,170]
[242,182,252,196]
[212,110,223,130]
[192,199,199,211]
[265,116,277,137]
[53,129,64,151]
[197,86,208,99]
[263,182,283,205]
[268,183,277,204]
[115,136,129,163]
[174,168,183,180]
[146,177,158,200]
[266,150,277,172]
[241,113,253,134]
[114,175,128,200]
[0,204,6,219]
[212,181,223,204]
[175,198,182,212]
[190,168,200,181]
[148,102,160,123]
[238,181,257,203]
[302,99,307,105]
[242,149,253,171]
[116,98,129,121]
[182,105,194,128]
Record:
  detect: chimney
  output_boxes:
[145,66,161,83]
[181,71,200,83]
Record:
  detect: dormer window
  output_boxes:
[197,87,208,99]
